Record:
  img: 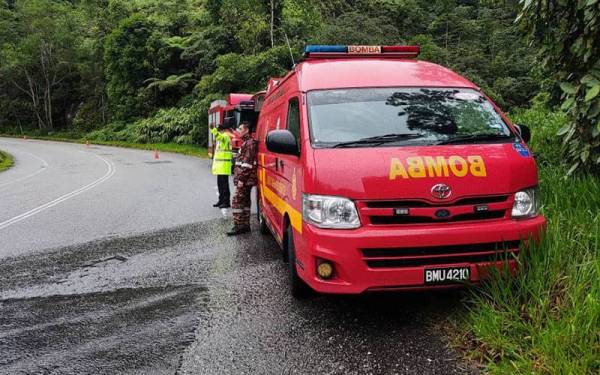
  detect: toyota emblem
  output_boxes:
[431,184,452,199]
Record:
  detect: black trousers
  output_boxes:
[217,175,230,205]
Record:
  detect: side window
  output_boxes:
[286,97,301,145]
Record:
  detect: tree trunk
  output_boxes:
[270,0,274,47]
[13,71,45,130]
[45,85,53,130]
[445,19,449,66]
[40,42,54,130]
[101,92,107,125]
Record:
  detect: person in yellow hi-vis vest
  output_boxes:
[210,123,232,208]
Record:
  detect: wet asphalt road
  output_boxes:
[0,138,476,374]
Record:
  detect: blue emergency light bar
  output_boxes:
[304,45,348,53]
[303,45,420,59]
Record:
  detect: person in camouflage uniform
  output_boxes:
[227,122,258,236]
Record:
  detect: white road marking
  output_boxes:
[0,153,116,230]
[0,151,49,189]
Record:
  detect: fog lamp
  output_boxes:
[317,261,334,279]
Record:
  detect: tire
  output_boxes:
[286,225,310,299]
[256,188,269,235]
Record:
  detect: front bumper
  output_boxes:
[294,216,546,294]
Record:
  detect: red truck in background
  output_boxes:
[207,93,259,158]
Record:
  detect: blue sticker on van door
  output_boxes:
[512,142,530,157]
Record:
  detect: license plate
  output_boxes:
[424,266,470,285]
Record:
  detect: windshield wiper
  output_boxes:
[434,133,514,145]
[332,133,424,148]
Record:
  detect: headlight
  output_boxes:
[511,187,540,219]
[302,194,361,229]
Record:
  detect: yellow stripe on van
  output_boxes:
[260,153,303,234]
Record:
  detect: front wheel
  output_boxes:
[286,225,310,299]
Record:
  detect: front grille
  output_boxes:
[360,194,511,226]
[365,195,509,208]
[369,210,506,225]
[361,240,520,268]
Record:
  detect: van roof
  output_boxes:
[294,58,478,92]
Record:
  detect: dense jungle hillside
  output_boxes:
[0,0,541,146]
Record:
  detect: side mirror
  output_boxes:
[514,124,531,144]
[222,116,237,129]
[266,130,299,156]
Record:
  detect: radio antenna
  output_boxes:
[283,31,296,68]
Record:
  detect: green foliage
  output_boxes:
[0,149,14,172]
[509,95,568,167]
[312,11,401,45]
[461,169,600,374]
[180,25,237,78]
[103,0,205,121]
[133,102,205,145]
[1,0,544,146]
[87,121,137,142]
[195,46,290,96]
[88,99,205,145]
[453,104,599,373]
[0,0,84,129]
[144,73,196,92]
[518,0,600,173]
[104,14,158,120]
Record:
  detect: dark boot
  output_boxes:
[226,225,251,236]
[218,202,231,208]
[213,201,223,207]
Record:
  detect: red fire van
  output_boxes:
[255,45,546,297]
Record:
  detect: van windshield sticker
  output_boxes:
[389,155,487,179]
[512,143,530,157]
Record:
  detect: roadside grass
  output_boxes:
[90,140,208,158]
[0,149,14,172]
[452,105,600,374]
[0,132,207,158]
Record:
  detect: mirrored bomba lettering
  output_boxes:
[389,155,487,179]
[267,175,287,196]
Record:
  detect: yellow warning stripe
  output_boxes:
[259,154,303,234]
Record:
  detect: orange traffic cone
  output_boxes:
[154,149,160,160]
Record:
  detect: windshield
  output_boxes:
[307,88,514,148]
